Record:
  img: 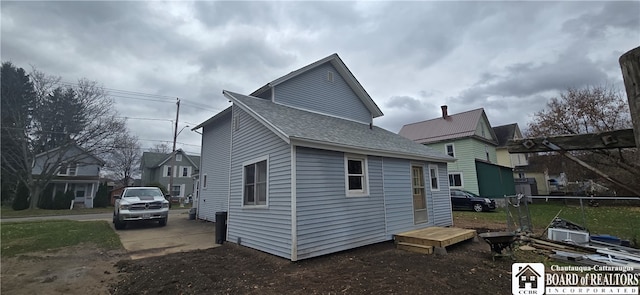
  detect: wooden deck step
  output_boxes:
[395,227,477,248]
[397,242,434,254]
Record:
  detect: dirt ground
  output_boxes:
[1,245,127,295]
[2,218,525,295]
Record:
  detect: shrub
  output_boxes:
[11,182,30,211]
[93,182,109,208]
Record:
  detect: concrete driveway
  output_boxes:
[112,211,219,259]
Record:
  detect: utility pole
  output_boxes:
[168,98,180,201]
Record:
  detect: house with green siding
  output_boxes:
[399,106,516,198]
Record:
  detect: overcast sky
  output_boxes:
[2,1,638,155]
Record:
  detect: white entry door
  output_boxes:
[412,165,428,224]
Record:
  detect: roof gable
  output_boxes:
[493,123,521,147]
[400,108,485,143]
[225,90,454,163]
[250,53,383,119]
[142,150,200,169]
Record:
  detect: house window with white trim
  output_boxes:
[171,185,181,197]
[165,166,172,177]
[345,155,368,197]
[243,157,268,206]
[449,173,463,188]
[202,174,208,189]
[182,166,191,177]
[445,144,455,157]
[176,154,182,162]
[429,165,439,191]
[58,162,77,176]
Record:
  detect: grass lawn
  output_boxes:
[454,202,640,244]
[1,206,114,218]
[0,219,122,257]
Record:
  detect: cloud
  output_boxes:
[562,1,640,38]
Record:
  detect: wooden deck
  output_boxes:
[394,227,477,254]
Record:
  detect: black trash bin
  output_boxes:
[188,208,196,220]
[215,211,228,244]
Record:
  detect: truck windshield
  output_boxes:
[124,189,163,198]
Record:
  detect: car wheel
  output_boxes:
[159,217,167,227]
[114,215,126,230]
[473,203,484,212]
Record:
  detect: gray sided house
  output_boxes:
[193,53,455,261]
[140,149,200,199]
[32,144,103,208]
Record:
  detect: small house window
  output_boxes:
[166,166,172,177]
[445,144,455,157]
[485,145,490,162]
[429,165,439,191]
[243,157,268,206]
[345,155,368,197]
[171,185,181,197]
[327,71,334,82]
[58,163,68,175]
[202,174,208,190]
[182,167,190,177]
[449,173,463,187]
[233,113,239,131]
[68,163,77,176]
[176,154,182,162]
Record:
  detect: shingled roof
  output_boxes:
[224,91,454,163]
[493,123,519,147]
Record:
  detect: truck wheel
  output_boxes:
[114,214,126,230]
[159,217,167,227]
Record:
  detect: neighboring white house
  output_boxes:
[193,53,455,261]
[32,144,103,208]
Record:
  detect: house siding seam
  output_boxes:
[274,63,372,124]
[199,110,232,222]
[295,147,386,260]
[228,106,292,260]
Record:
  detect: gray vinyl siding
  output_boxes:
[274,63,372,124]
[199,111,232,222]
[383,158,439,237]
[431,162,453,226]
[228,105,292,259]
[295,147,386,260]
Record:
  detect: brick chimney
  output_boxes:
[441,105,449,119]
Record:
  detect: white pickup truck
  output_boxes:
[113,187,170,230]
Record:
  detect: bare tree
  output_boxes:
[1,64,127,208]
[105,132,141,187]
[149,143,171,153]
[527,85,639,194]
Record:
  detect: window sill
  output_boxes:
[346,192,369,198]
[242,205,268,209]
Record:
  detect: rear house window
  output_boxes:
[243,157,268,206]
[345,155,368,197]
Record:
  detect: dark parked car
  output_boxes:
[450,189,496,212]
